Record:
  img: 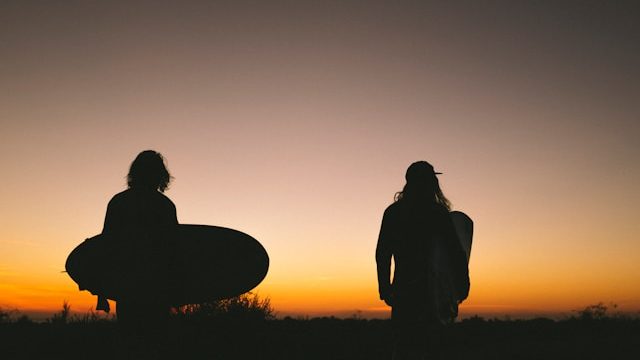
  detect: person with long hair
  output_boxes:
[100,150,178,357]
[376,161,469,359]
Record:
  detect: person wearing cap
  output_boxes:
[376,161,469,359]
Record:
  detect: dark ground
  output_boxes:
[1,313,639,359]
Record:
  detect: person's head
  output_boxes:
[395,161,451,210]
[127,150,172,192]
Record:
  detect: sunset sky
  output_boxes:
[1,1,638,319]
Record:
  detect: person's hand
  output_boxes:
[379,286,394,307]
[96,295,110,313]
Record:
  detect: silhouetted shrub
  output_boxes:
[173,292,274,322]
[574,302,616,321]
[48,301,71,325]
[15,314,33,325]
[0,308,10,324]
[70,309,114,324]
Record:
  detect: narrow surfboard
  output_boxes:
[451,211,473,262]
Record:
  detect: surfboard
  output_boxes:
[65,225,269,306]
[451,211,473,262]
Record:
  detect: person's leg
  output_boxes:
[392,294,420,360]
[394,319,445,360]
[392,322,409,360]
[425,321,445,360]
[393,320,426,360]
[116,300,142,359]
[142,300,170,354]
[117,299,169,359]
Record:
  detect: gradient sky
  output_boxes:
[1,1,639,318]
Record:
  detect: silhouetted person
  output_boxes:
[376,161,469,360]
[100,150,178,358]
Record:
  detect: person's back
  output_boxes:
[376,161,468,360]
[103,187,177,247]
[381,200,451,291]
[103,187,177,297]
[100,150,178,357]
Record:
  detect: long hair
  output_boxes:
[395,162,451,210]
[127,150,172,192]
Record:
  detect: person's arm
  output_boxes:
[96,197,120,313]
[163,199,178,249]
[168,201,178,225]
[376,208,394,306]
[102,197,120,236]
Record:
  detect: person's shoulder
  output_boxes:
[384,201,399,212]
[154,191,176,209]
[108,189,131,205]
[433,203,449,215]
[430,204,451,221]
[383,201,403,218]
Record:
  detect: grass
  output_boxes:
[1,300,638,359]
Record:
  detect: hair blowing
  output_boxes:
[127,150,172,192]
[395,174,452,211]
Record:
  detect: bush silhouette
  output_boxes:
[173,292,274,322]
[48,301,71,325]
[574,302,621,321]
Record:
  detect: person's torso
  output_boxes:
[107,188,176,243]
[387,201,449,288]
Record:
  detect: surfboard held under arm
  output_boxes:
[65,224,269,306]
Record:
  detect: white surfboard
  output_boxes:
[451,211,473,262]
